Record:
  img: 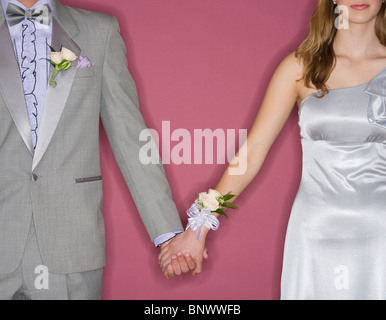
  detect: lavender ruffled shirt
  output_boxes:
[1,0,53,149]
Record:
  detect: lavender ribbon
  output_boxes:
[186,203,220,240]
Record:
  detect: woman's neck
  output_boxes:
[334,20,383,60]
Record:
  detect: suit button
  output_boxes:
[31,174,38,182]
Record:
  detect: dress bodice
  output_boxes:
[299,68,386,143]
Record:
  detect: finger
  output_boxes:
[159,251,169,266]
[167,263,176,278]
[160,250,173,268]
[163,265,170,279]
[203,247,209,260]
[177,252,190,273]
[184,252,196,270]
[161,256,172,273]
[162,261,175,279]
[171,255,182,276]
[163,263,174,279]
[158,245,170,263]
[192,259,203,276]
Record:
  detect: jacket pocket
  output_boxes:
[74,67,96,78]
[75,176,102,183]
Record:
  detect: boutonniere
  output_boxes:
[47,45,77,87]
[47,45,92,87]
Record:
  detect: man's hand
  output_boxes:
[158,229,209,279]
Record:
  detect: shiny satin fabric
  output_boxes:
[280,69,386,300]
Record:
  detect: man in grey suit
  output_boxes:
[0,0,207,299]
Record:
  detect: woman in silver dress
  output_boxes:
[159,0,386,300]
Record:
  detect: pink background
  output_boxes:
[61,0,317,300]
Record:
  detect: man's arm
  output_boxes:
[100,16,184,242]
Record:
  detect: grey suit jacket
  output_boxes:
[0,0,183,274]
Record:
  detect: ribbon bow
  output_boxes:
[186,203,220,240]
[6,3,51,27]
[365,67,386,129]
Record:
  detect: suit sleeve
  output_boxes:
[100,16,184,242]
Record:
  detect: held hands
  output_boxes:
[158,188,235,279]
[158,228,209,279]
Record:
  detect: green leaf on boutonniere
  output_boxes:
[59,60,71,70]
[45,58,57,67]
[48,44,56,52]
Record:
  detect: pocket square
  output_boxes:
[77,55,92,69]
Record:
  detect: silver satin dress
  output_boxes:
[280,68,386,300]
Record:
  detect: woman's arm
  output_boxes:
[214,52,301,203]
[159,52,302,278]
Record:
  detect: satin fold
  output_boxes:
[365,67,386,129]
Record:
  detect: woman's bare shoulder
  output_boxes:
[265,51,304,100]
[275,51,304,82]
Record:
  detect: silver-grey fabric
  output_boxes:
[281,69,386,300]
[0,220,103,300]
[6,3,51,27]
[0,0,183,276]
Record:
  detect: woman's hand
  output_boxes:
[158,228,209,279]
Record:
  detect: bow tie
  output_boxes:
[6,3,52,27]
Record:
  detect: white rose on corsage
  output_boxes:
[187,189,238,240]
[196,189,237,217]
[198,190,220,211]
[46,45,78,87]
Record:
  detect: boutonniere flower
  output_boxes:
[47,45,78,87]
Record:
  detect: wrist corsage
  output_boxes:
[186,189,238,240]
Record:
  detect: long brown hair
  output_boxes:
[296,0,386,97]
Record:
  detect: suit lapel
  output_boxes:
[0,19,34,156]
[32,0,80,170]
